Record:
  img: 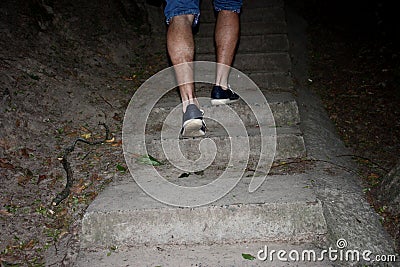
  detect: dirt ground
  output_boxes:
[0,1,167,265]
[0,0,399,266]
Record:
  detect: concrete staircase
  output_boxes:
[77,0,327,263]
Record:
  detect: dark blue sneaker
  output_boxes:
[181,104,206,137]
[211,85,240,105]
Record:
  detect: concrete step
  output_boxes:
[191,70,294,92]
[248,71,294,91]
[200,7,285,24]
[148,91,300,128]
[196,52,291,73]
[129,125,306,162]
[197,21,287,37]
[195,34,289,54]
[76,241,333,266]
[80,173,326,248]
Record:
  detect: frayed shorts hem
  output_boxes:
[165,10,200,26]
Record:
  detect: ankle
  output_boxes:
[182,98,199,112]
[215,83,228,90]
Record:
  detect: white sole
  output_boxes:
[211,98,239,106]
[181,119,205,137]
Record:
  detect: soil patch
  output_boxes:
[0,1,166,265]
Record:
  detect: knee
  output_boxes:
[170,14,195,27]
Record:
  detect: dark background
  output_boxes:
[0,0,399,263]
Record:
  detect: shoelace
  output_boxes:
[227,84,238,95]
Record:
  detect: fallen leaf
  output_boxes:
[242,253,256,260]
[37,174,47,185]
[18,169,33,186]
[90,173,102,182]
[111,140,122,146]
[178,173,190,178]
[57,208,68,217]
[24,240,35,250]
[86,191,98,201]
[368,173,380,180]
[105,137,115,143]
[66,131,79,137]
[0,158,14,169]
[116,164,126,172]
[71,178,86,194]
[136,155,163,166]
[0,210,12,216]
[112,113,121,121]
[19,148,30,158]
[81,133,91,139]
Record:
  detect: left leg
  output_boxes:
[211,0,242,105]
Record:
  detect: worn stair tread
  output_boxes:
[196,52,291,72]
[190,70,294,91]
[195,34,289,54]
[197,22,287,36]
[138,125,300,138]
[147,91,300,127]
[125,125,306,161]
[80,173,326,248]
[83,173,316,210]
[246,71,294,90]
[152,90,296,106]
[76,241,332,267]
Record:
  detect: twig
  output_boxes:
[97,93,114,109]
[272,158,361,177]
[310,158,360,177]
[51,123,111,206]
[0,57,16,63]
[336,154,389,173]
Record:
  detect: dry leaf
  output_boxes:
[19,148,30,158]
[81,133,91,139]
[105,137,115,143]
[71,178,86,194]
[18,169,33,185]
[111,140,122,146]
[25,239,35,250]
[0,210,12,216]
[37,174,47,185]
[0,158,14,169]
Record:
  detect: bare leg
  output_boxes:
[167,14,198,112]
[215,10,240,89]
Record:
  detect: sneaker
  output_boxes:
[211,85,240,105]
[181,104,206,137]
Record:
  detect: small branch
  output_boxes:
[51,123,111,206]
[336,154,389,173]
[310,158,360,177]
[272,158,360,177]
[97,93,115,109]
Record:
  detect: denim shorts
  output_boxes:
[164,0,243,26]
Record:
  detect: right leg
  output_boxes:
[165,1,205,136]
[167,14,198,112]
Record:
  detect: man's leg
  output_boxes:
[211,9,241,105]
[167,13,205,137]
[214,10,240,89]
[167,14,198,112]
